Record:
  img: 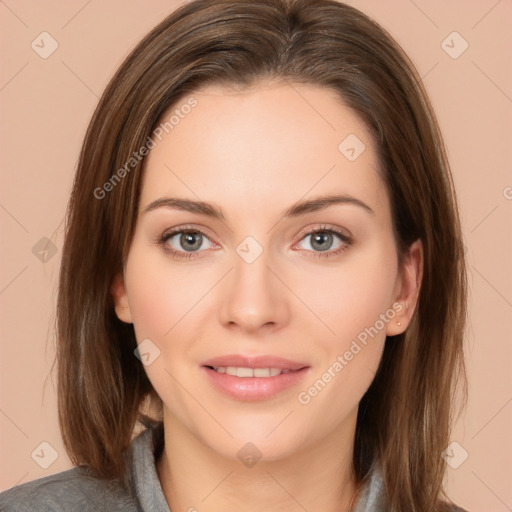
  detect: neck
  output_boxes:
[156,409,360,512]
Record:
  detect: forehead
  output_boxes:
[139,82,388,220]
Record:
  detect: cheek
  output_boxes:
[124,245,205,341]
[123,247,206,413]
[295,249,398,344]
[293,261,393,427]
[123,244,223,399]
[292,248,397,419]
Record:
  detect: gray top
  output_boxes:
[0,422,467,511]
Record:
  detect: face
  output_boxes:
[111,81,421,462]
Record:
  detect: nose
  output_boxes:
[218,246,290,334]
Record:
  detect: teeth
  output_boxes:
[237,367,254,378]
[213,366,291,378]
[254,368,271,377]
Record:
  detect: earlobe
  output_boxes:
[110,272,133,324]
[386,239,423,336]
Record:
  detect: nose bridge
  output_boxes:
[218,237,289,331]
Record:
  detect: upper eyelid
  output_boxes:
[296,224,352,240]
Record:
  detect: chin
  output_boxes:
[194,418,309,464]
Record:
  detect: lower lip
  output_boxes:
[202,366,310,401]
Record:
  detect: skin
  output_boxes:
[111,81,423,512]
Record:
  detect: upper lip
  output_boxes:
[201,354,309,371]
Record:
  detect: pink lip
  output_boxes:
[201,354,311,401]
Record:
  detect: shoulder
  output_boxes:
[0,466,139,512]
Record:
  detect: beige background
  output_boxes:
[1,1,511,510]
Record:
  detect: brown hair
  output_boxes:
[56,1,468,510]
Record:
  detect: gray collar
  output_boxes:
[130,423,170,512]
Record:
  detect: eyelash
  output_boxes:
[157,224,353,261]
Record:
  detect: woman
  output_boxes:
[0,0,469,510]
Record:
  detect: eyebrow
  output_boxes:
[142,194,375,220]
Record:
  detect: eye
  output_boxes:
[295,225,353,259]
[158,226,216,260]
[157,224,353,261]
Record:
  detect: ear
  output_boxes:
[110,272,133,324]
[386,239,423,336]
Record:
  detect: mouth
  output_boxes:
[201,355,310,401]
[205,366,297,377]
